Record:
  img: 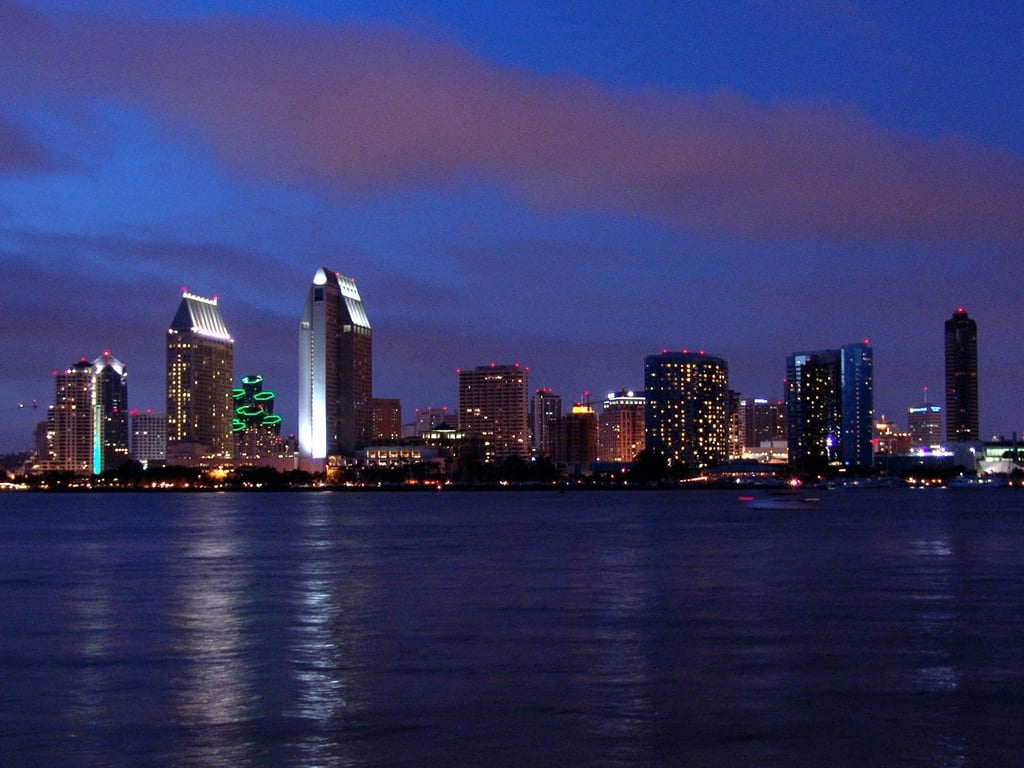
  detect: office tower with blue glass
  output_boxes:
[786,341,873,472]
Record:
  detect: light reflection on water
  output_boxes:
[1,489,1023,767]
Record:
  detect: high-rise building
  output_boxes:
[45,353,129,475]
[786,341,873,472]
[47,359,95,474]
[739,398,786,448]
[298,268,373,460]
[415,406,451,435]
[552,403,598,466]
[644,350,729,470]
[166,291,234,463]
[371,398,402,443]
[531,388,562,457]
[598,390,645,462]
[457,363,529,461]
[92,351,129,472]
[907,404,942,448]
[232,374,285,463]
[944,307,978,442]
[129,409,166,465]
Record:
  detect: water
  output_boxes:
[1,489,1022,767]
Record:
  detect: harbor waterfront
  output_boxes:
[2,489,1022,767]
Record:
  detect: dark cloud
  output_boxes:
[0,1,1021,246]
[0,112,52,173]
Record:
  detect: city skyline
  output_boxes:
[2,1,1023,453]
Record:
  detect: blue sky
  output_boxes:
[1,0,1022,453]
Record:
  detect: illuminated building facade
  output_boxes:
[45,353,129,475]
[739,398,786,448]
[944,307,978,442]
[299,267,373,459]
[907,403,942,448]
[415,406,450,435]
[552,402,598,466]
[598,390,645,462]
[166,291,234,463]
[372,398,402,443]
[457,363,529,461]
[92,351,129,472]
[232,374,285,464]
[786,341,873,472]
[47,360,95,474]
[644,351,729,470]
[130,410,166,464]
[531,387,562,456]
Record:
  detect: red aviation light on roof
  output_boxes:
[863,338,870,345]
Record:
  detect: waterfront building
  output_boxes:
[47,359,95,474]
[597,390,645,462]
[166,291,234,464]
[786,341,873,472]
[457,363,529,461]
[372,398,402,443]
[644,350,729,470]
[907,403,943,448]
[298,268,373,461]
[45,353,129,475]
[531,388,562,457]
[232,374,287,465]
[739,398,786,449]
[414,405,450,436]
[552,402,598,467]
[129,409,166,465]
[874,416,911,456]
[944,307,979,442]
[92,351,129,472]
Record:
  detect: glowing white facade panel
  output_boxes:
[298,267,373,460]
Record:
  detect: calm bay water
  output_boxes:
[1,488,1022,767]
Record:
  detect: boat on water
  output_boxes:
[739,492,821,510]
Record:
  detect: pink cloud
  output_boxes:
[1,1,1021,244]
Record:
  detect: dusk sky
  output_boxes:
[1,0,1022,454]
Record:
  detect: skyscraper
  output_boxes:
[944,307,978,442]
[92,351,129,472]
[786,341,873,472]
[531,387,562,457]
[598,390,646,462]
[644,351,729,470]
[166,291,234,463]
[738,398,786,449]
[45,352,128,475]
[298,267,373,459]
[457,363,529,461]
[552,403,598,466]
[47,359,95,474]
[907,403,942,448]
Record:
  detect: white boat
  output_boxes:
[739,492,821,510]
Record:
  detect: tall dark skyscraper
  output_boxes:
[92,351,129,472]
[644,350,729,470]
[944,307,979,442]
[166,291,234,463]
[298,267,373,459]
[785,341,873,472]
